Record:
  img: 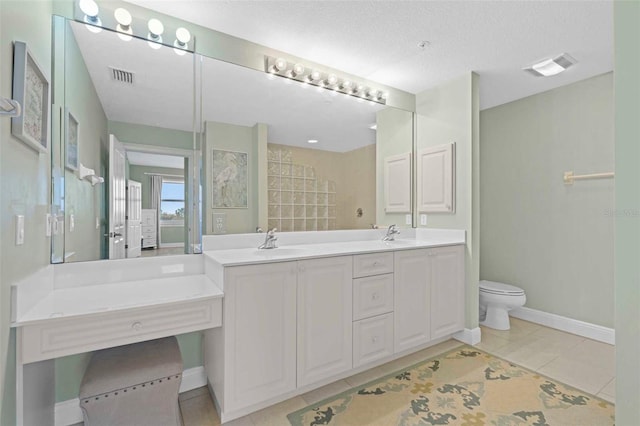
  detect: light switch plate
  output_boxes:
[15,215,24,245]
[213,213,227,235]
[420,214,427,226]
[405,214,412,225]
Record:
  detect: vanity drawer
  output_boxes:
[353,313,394,367]
[353,252,394,278]
[19,298,222,364]
[353,274,394,321]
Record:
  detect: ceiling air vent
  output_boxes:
[109,67,134,84]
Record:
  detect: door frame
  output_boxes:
[122,142,198,253]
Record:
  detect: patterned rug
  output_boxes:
[288,345,614,426]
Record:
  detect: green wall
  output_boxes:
[63,19,108,263]
[480,73,614,328]
[109,121,194,151]
[1,2,55,423]
[415,73,480,330]
[203,121,265,234]
[614,1,640,423]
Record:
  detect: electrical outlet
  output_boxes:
[405,214,412,225]
[213,213,227,235]
[15,215,24,245]
[420,214,427,226]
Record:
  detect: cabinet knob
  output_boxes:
[131,321,143,331]
[371,336,378,343]
[371,292,379,300]
[373,261,380,267]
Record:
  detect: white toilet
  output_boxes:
[479,280,526,330]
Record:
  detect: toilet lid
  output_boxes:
[479,280,525,296]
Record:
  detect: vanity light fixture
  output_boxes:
[114,8,133,41]
[524,53,576,77]
[147,18,164,50]
[264,55,387,105]
[79,0,102,33]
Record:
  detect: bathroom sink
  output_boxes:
[252,248,307,257]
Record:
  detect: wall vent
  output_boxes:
[110,67,134,84]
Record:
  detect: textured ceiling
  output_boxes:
[124,0,613,109]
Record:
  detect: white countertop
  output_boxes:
[204,236,465,267]
[13,274,223,326]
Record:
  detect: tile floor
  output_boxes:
[178,318,616,425]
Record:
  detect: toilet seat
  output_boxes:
[479,280,525,296]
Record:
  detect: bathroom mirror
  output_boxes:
[198,54,414,235]
[52,18,198,263]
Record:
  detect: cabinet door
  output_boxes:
[430,245,465,339]
[297,256,353,387]
[417,143,454,213]
[394,249,430,353]
[224,262,297,412]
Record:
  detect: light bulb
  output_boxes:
[274,57,287,72]
[326,74,338,86]
[148,18,164,38]
[114,8,132,26]
[308,70,321,82]
[368,89,379,99]
[340,80,353,92]
[175,28,191,46]
[289,63,304,77]
[79,0,99,18]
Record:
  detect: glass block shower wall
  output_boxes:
[267,147,337,232]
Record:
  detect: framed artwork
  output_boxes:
[11,41,50,153]
[65,109,79,171]
[212,149,248,208]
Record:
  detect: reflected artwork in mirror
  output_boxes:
[53,18,197,263]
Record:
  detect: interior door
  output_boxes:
[109,134,127,259]
[127,180,142,258]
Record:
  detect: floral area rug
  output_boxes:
[287,346,614,426]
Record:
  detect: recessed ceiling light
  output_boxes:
[524,53,576,77]
[369,124,377,130]
[307,139,318,144]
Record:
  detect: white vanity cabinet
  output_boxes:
[430,245,465,339]
[207,261,297,415]
[394,245,465,352]
[297,256,353,387]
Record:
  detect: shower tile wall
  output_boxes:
[268,147,336,232]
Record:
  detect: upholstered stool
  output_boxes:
[79,336,183,426]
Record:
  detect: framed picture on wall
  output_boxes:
[11,41,50,153]
[212,149,248,208]
[65,109,79,171]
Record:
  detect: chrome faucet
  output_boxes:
[258,228,278,249]
[383,224,400,242]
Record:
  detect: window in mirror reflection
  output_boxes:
[160,181,185,225]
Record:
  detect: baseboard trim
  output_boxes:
[510,307,615,345]
[54,366,207,426]
[453,327,482,345]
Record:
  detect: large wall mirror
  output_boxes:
[52,17,198,263]
[198,54,414,236]
[51,16,414,263]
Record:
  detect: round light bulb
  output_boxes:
[327,74,338,86]
[341,80,353,91]
[368,89,378,99]
[148,18,164,37]
[274,58,287,72]
[293,63,305,75]
[309,70,321,82]
[176,27,191,44]
[79,0,99,17]
[114,8,132,26]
